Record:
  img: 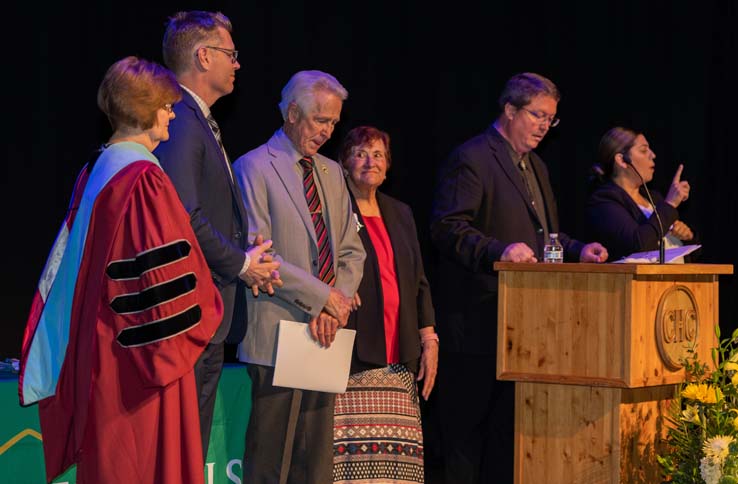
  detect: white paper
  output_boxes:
[613,244,701,264]
[273,319,356,393]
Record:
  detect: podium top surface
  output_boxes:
[493,262,734,275]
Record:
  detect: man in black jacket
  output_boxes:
[430,72,608,483]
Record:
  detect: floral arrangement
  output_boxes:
[658,327,738,483]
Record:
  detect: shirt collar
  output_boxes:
[180,84,211,119]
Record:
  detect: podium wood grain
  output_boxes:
[496,263,731,387]
[495,262,733,484]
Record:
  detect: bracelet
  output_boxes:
[420,333,439,346]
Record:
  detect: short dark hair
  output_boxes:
[591,126,640,182]
[498,72,561,109]
[97,56,181,131]
[338,126,392,169]
[162,11,232,75]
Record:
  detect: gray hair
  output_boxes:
[278,70,348,121]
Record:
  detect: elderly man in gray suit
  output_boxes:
[233,70,365,484]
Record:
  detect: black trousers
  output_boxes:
[244,364,335,484]
[194,341,225,459]
[437,351,515,484]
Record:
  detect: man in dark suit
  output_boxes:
[430,72,608,483]
[154,10,281,458]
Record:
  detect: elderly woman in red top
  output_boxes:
[332,126,439,483]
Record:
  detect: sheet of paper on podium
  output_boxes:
[613,244,701,263]
[272,319,356,393]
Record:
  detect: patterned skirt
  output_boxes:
[333,364,424,483]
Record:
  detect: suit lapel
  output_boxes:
[350,191,381,297]
[181,92,247,223]
[267,139,318,246]
[485,127,544,226]
[528,152,557,231]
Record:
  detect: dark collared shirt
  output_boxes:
[499,133,549,250]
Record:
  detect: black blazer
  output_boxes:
[347,192,436,374]
[154,91,249,344]
[584,181,697,262]
[430,125,583,354]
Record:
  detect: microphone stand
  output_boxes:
[628,165,666,264]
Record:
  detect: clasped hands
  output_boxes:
[309,290,361,348]
[239,234,283,296]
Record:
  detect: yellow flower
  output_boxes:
[703,435,735,461]
[725,361,738,372]
[702,385,723,404]
[732,372,738,386]
[682,383,705,401]
[682,384,723,404]
[682,404,701,425]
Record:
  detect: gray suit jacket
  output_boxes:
[232,129,366,366]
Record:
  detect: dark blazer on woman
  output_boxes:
[584,180,698,262]
[347,191,435,374]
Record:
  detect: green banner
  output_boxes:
[1,364,251,484]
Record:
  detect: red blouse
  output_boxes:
[363,215,400,364]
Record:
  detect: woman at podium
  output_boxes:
[584,126,697,262]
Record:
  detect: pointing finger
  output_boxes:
[673,164,683,183]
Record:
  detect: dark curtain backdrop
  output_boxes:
[5,0,737,358]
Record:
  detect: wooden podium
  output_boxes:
[495,262,733,484]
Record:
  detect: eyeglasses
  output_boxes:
[352,149,387,161]
[162,103,174,114]
[203,45,239,64]
[520,107,560,128]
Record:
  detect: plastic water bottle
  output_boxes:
[543,233,563,263]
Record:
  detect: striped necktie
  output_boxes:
[299,157,336,286]
[206,114,234,181]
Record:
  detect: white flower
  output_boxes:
[700,455,723,484]
[353,212,364,233]
[704,435,735,462]
[681,404,701,425]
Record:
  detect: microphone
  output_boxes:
[622,152,666,264]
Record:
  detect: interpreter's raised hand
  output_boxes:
[417,331,439,401]
[580,242,608,263]
[239,234,283,296]
[309,311,340,348]
[500,242,537,263]
[665,164,690,208]
[670,220,694,241]
[324,287,351,327]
